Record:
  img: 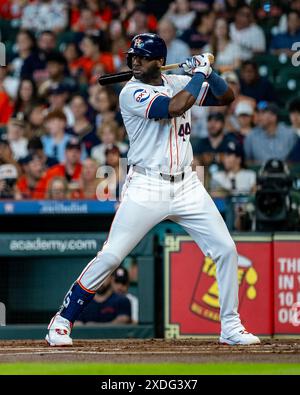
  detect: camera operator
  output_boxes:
[255,159,300,231]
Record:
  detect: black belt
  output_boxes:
[132,165,185,183]
[159,172,185,182]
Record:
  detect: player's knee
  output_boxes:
[99,252,121,271]
[222,239,238,260]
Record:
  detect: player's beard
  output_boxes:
[134,62,161,84]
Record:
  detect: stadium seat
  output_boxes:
[0,19,19,44]
[274,67,300,106]
[253,54,283,83]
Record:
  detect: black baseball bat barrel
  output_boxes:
[98,70,133,86]
[97,56,215,86]
[97,64,181,86]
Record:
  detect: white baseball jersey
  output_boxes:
[119,74,209,174]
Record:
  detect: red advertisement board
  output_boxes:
[164,235,273,338]
[274,235,300,334]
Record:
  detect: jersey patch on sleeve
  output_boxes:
[133,88,150,103]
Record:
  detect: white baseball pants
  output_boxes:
[77,167,242,336]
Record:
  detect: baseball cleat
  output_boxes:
[219,330,261,345]
[46,314,73,347]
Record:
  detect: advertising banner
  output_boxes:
[164,235,273,338]
[274,235,300,334]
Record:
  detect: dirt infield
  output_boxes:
[0,339,300,364]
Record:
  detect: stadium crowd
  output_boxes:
[0,0,300,208]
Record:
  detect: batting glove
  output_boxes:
[182,54,212,78]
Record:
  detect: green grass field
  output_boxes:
[0,363,299,375]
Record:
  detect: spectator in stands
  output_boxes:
[94,144,126,201]
[46,84,75,128]
[0,68,14,126]
[85,0,112,25]
[37,30,57,54]
[276,0,300,34]
[0,137,21,198]
[210,140,256,197]
[270,10,300,57]
[75,35,116,83]
[37,137,82,198]
[63,42,83,80]
[203,17,242,73]
[224,0,246,23]
[232,101,255,143]
[0,136,20,171]
[6,115,28,161]
[288,137,300,162]
[0,162,19,199]
[105,144,126,199]
[288,97,300,137]
[0,0,26,20]
[244,102,298,164]
[252,0,282,26]
[239,60,277,104]
[287,98,300,162]
[13,78,38,120]
[69,95,99,155]
[158,18,191,74]
[193,112,236,168]
[112,267,139,324]
[72,6,107,34]
[108,19,130,62]
[38,52,77,98]
[222,71,256,110]
[163,0,196,34]
[8,30,37,99]
[15,154,44,199]
[229,4,266,60]
[75,157,99,200]
[42,110,72,163]
[180,10,216,54]
[46,176,69,199]
[91,121,128,165]
[27,101,48,138]
[90,87,119,129]
[76,276,131,324]
[21,0,68,33]
[27,136,58,169]
[126,4,157,38]
[21,30,57,82]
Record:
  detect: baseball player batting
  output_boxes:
[46,33,260,346]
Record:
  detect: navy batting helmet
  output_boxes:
[126,33,167,69]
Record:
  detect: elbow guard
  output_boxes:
[148,96,171,119]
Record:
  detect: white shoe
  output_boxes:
[45,314,73,347]
[220,329,261,345]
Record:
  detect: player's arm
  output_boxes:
[200,83,235,107]
[149,55,234,119]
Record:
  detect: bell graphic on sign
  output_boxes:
[190,255,258,322]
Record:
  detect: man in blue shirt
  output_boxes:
[244,102,297,164]
[270,10,300,57]
[76,276,131,324]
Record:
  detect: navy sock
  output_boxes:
[59,282,95,323]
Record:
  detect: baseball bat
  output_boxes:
[98,54,215,86]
